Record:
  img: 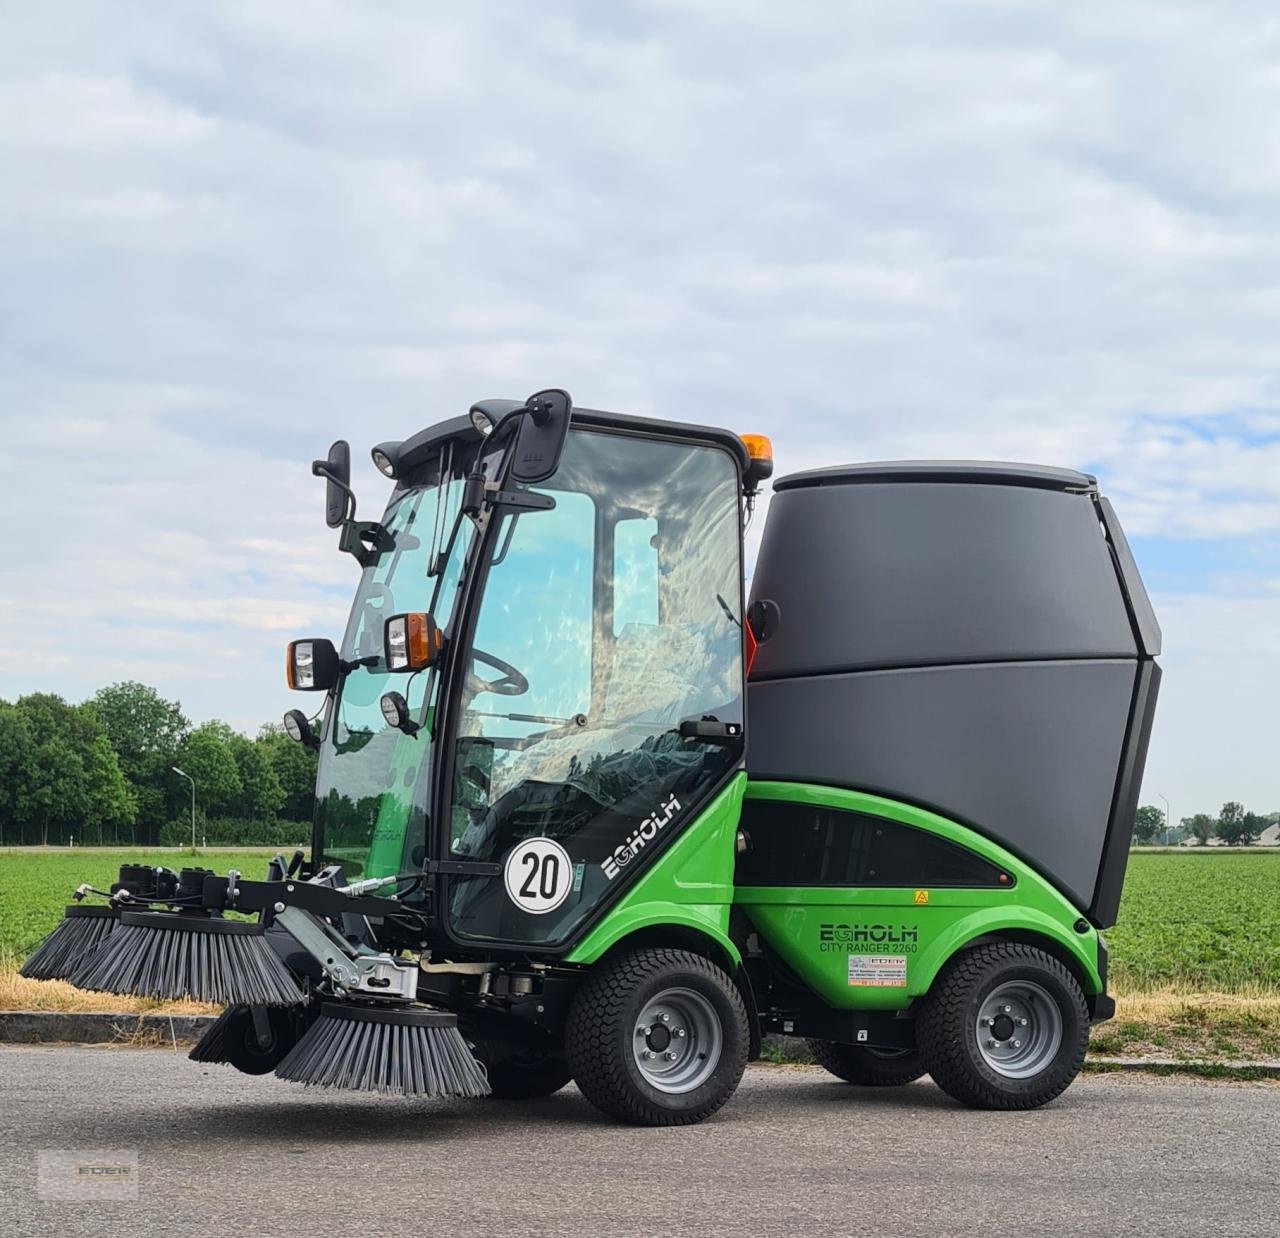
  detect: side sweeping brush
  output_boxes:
[69,911,304,1006]
[19,906,119,981]
[188,1005,235,1064]
[274,1002,491,1098]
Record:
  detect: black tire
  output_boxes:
[917,942,1089,1110]
[805,1040,926,1086]
[222,1006,300,1075]
[484,1049,573,1100]
[565,947,749,1126]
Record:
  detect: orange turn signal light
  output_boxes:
[384,612,442,672]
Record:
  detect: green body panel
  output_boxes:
[564,773,747,967]
[735,781,1102,1010]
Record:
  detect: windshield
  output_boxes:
[312,452,470,878]
[446,429,745,946]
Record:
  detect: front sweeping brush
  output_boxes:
[69,911,304,1006]
[274,1002,490,1098]
[19,906,119,981]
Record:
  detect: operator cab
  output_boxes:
[306,402,753,953]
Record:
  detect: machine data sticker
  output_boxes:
[503,838,573,915]
[847,955,908,987]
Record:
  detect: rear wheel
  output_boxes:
[565,947,749,1126]
[917,942,1089,1110]
[805,1039,926,1086]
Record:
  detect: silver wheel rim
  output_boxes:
[632,986,723,1094]
[975,980,1063,1079]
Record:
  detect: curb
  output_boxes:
[0,1011,216,1046]
[759,1034,1280,1078]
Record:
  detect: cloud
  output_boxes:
[0,2,1276,812]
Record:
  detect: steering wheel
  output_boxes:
[468,647,530,697]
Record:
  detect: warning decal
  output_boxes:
[847,954,908,987]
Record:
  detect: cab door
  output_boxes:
[441,428,746,948]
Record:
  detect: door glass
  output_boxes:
[448,429,744,946]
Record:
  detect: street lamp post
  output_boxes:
[171,766,196,851]
[1158,792,1171,848]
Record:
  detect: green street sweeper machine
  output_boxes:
[24,389,1161,1124]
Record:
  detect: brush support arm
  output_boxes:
[274,906,418,1001]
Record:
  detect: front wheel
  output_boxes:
[916,942,1089,1110]
[221,1005,301,1075]
[484,1048,572,1099]
[565,947,749,1126]
[806,1040,926,1086]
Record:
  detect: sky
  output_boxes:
[1,2,1277,819]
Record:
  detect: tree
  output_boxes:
[27,734,87,846]
[1182,814,1215,846]
[12,693,102,845]
[1133,804,1164,845]
[173,722,243,819]
[257,725,319,822]
[83,733,138,845]
[229,733,283,819]
[0,702,37,846]
[89,682,189,840]
[1215,801,1260,847]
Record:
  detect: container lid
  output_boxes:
[774,460,1096,493]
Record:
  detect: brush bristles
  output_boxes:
[19,909,118,981]
[69,921,303,1006]
[188,1005,237,1064]
[275,1009,490,1098]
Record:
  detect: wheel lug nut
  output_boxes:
[1002,1005,1011,1014]
[674,1028,686,1038]
[665,1051,677,1061]
[986,1017,995,1027]
[1012,1040,1022,1049]
[987,1039,998,1048]
[660,1013,670,1022]
[641,1050,653,1060]
[1018,1017,1028,1026]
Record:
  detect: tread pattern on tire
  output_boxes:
[804,1039,926,1086]
[565,947,748,1127]
[917,941,1089,1111]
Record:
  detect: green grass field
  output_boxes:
[1106,851,1280,993]
[0,849,280,960]
[2,848,1278,994]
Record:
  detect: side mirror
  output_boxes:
[510,389,572,485]
[285,638,341,691]
[384,612,442,672]
[312,440,353,528]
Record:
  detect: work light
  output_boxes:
[468,406,496,437]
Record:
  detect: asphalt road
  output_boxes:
[1,1047,1276,1237]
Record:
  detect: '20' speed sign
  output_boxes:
[503,837,573,914]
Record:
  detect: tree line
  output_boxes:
[1133,802,1278,847]
[0,682,317,847]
